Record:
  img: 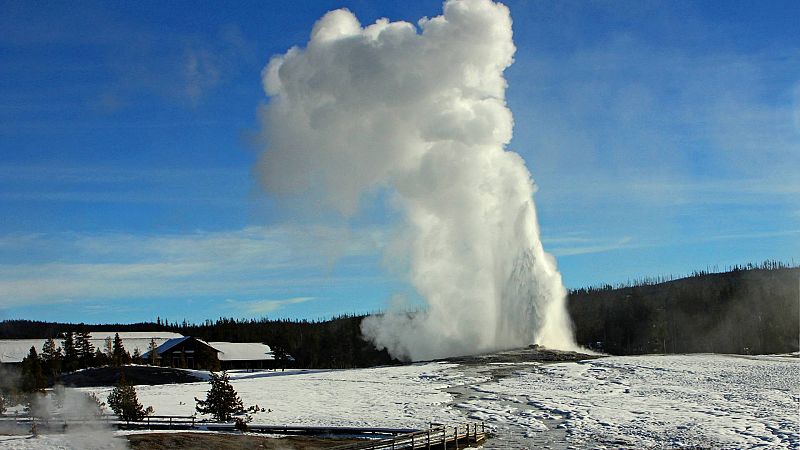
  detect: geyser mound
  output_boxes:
[256,0,578,361]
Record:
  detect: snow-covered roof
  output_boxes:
[0,339,47,364]
[0,334,281,364]
[0,331,184,363]
[148,337,192,356]
[87,331,183,356]
[88,331,183,341]
[208,342,274,361]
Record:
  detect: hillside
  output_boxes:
[568,267,799,355]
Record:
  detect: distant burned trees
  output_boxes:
[568,267,800,355]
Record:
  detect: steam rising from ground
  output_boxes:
[257,0,577,360]
[11,388,127,449]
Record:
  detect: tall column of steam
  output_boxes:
[257,0,577,361]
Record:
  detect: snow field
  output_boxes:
[463,354,800,448]
[2,354,797,449]
[83,364,461,430]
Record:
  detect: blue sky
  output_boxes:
[1,0,798,324]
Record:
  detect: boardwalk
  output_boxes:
[0,414,487,448]
[328,423,488,450]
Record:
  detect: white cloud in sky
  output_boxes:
[509,36,799,257]
[225,297,316,315]
[0,225,387,308]
[517,44,799,182]
[548,236,634,257]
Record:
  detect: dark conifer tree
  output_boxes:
[195,372,244,422]
[74,331,95,369]
[131,348,143,364]
[61,332,78,372]
[107,374,150,422]
[112,333,131,366]
[93,348,110,366]
[21,346,47,392]
[40,337,63,379]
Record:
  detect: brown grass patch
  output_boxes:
[125,432,363,450]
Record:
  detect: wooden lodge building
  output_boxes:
[142,336,287,370]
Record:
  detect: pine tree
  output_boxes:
[112,333,131,367]
[75,331,95,369]
[93,348,110,366]
[40,337,63,378]
[272,345,289,371]
[62,332,78,372]
[0,392,5,414]
[21,346,47,392]
[107,374,150,422]
[131,348,143,364]
[195,372,244,422]
[148,339,159,366]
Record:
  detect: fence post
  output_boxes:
[427,429,431,449]
[454,426,458,450]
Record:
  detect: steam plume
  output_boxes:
[257,0,577,360]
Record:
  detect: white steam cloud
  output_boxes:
[257,0,577,360]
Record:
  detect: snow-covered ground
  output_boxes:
[457,354,800,449]
[1,353,798,449]
[83,365,460,429]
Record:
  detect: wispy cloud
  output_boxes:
[0,225,388,308]
[548,236,635,257]
[513,28,799,256]
[102,24,255,108]
[0,164,248,206]
[225,297,316,315]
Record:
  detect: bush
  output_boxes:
[234,416,249,431]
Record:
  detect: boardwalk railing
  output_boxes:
[1,413,487,448]
[0,413,196,431]
[328,423,487,450]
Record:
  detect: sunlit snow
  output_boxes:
[2,354,797,449]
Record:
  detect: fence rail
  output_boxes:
[0,413,487,448]
[329,423,487,450]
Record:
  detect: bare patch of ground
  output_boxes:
[60,366,203,387]
[445,345,599,367]
[125,432,362,450]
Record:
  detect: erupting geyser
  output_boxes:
[257,0,578,361]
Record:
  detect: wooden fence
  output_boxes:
[0,413,487,448]
[328,423,487,450]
